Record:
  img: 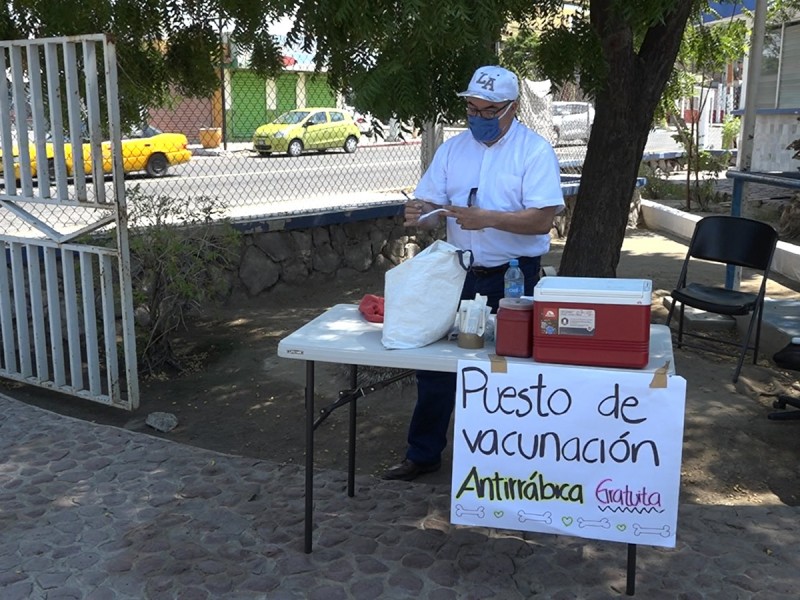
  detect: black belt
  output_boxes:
[470,257,538,278]
[470,264,508,277]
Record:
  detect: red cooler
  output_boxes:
[533,277,653,368]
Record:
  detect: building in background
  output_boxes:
[149,32,339,144]
[704,1,800,171]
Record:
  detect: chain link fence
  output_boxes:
[140,70,423,222]
[1,48,590,236]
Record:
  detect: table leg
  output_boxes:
[348,365,357,497]
[304,360,315,554]
[626,543,637,595]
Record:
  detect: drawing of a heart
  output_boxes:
[562,516,573,526]
[616,524,627,532]
[493,511,504,518]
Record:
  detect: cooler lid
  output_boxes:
[499,297,534,311]
[533,276,653,306]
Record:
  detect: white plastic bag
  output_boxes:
[382,240,472,349]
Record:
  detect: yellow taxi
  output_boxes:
[115,125,192,176]
[0,126,192,181]
[67,126,193,178]
[0,141,54,180]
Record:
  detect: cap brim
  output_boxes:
[456,90,517,102]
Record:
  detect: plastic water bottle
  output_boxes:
[504,259,524,298]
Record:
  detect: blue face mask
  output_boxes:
[466,102,513,143]
[467,115,502,143]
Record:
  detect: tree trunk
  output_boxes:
[559,0,696,277]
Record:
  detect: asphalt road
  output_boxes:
[125,137,606,218]
[0,126,692,235]
[133,144,424,209]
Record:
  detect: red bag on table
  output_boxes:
[358,294,385,323]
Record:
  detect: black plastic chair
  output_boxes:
[665,215,779,383]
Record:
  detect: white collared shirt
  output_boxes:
[414,119,565,267]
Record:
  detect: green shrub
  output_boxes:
[126,187,241,375]
[638,163,685,200]
[721,114,740,150]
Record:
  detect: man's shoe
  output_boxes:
[382,459,441,481]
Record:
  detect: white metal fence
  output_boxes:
[0,34,139,410]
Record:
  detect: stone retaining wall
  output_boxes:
[233,214,441,297]
[230,191,646,296]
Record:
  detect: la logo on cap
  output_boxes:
[476,72,495,91]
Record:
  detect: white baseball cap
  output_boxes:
[457,65,519,103]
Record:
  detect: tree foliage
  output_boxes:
[0,0,293,127]
[287,0,562,123]
[500,28,544,82]
[289,0,729,276]
[0,0,553,125]
[661,11,747,212]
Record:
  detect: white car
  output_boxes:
[552,101,595,145]
[345,106,375,138]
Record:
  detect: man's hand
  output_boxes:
[404,200,443,228]
[446,205,486,230]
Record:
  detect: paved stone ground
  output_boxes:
[1,393,798,599]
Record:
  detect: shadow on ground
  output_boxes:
[3,229,800,507]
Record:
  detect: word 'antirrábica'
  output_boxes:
[455,468,583,502]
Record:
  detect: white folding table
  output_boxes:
[278,303,676,554]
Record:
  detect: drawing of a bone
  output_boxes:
[455,504,485,519]
[577,517,610,529]
[517,510,552,524]
[632,523,671,537]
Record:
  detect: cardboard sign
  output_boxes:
[451,360,686,548]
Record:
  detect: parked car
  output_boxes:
[352,114,374,138]
[552,101,595,145]
[0,125,191,180]
[252,108,360,157]
[345,106,375,138]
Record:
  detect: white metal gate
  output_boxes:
[0,34,139,409]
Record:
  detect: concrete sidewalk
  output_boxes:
[1,391,799,599]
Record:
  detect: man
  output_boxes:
[384,65,565,481]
